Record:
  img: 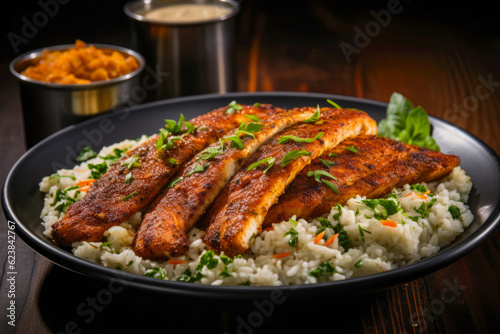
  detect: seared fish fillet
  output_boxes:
[262,135,461,228]
[133,107,320,259]
[51,104,282,246]
[203,108,377,256]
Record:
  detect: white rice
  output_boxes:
[39,139,474,286]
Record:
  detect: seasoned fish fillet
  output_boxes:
[203,108,377,256]
[133,107,320,259]
[262,135,461,228]
[51,104,282,246]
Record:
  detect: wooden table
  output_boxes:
[1,1,499,333]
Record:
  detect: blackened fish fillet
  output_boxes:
[133,107,320,259]
[262,135,461,228]
[51,104,282,246]
[203,108,377,256]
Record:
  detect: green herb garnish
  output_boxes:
[285,228,299,247]
[100,147,128,164]
[244,114,261,122]
[309,261,335,277]
[186,163,209,177]
[124,172,133,184]
[320,159,336,168]
[281,149,311,167]
[361,198,402,220]
[88,162,109,180]
[121,191,137,201]
[354,259,363,268]
[177,268,204,283]
[378,92,440,151]
[144,267,167,279]
[414,198,437,218]
[50,186,81,213]
[168,177,184,188]
[448,205,462,220]
[304,105,321,123]
[278,132,324,144]
[307,170,339,194]
[49,173,76,182]
[196,250,219,271]
[76,146,97,162]
[247,157,275,174]
[345,145,358,153]
[121,155,140,169]
[326,99,342,109]
[225,100,244,114]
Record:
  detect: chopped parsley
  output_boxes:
[281,149,311,167]
[361,198,402,220]
[448,205,462,220]
[100,147,128,164]
[309,261,335,277]
[144,267,167,279]
[88,162,109,180]
[76,146,97,162]
[278,132,324,144]
[288,218,298,226]
[285,228,299,247]
[329,153,339,157]
[247,157,275,174]
[196,250,219,271]
[177,268,204,282]
[50,186,81,213]
[414,198,437,218]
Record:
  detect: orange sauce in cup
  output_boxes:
[21,40,140,84]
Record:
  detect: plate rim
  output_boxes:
[3,91,500,299]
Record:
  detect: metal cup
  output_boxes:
[10,44,145,148]
[124,0,240,101]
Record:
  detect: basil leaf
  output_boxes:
[378,92,440,151]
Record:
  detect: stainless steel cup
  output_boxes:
[10,44,145,148]
[124,0,240,101]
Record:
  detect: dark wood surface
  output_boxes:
[1,1,499,333]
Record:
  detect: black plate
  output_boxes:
[3,92,500,300]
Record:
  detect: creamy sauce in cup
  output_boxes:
[144,4,232,23]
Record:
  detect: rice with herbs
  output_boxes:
[39,138,473,286]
